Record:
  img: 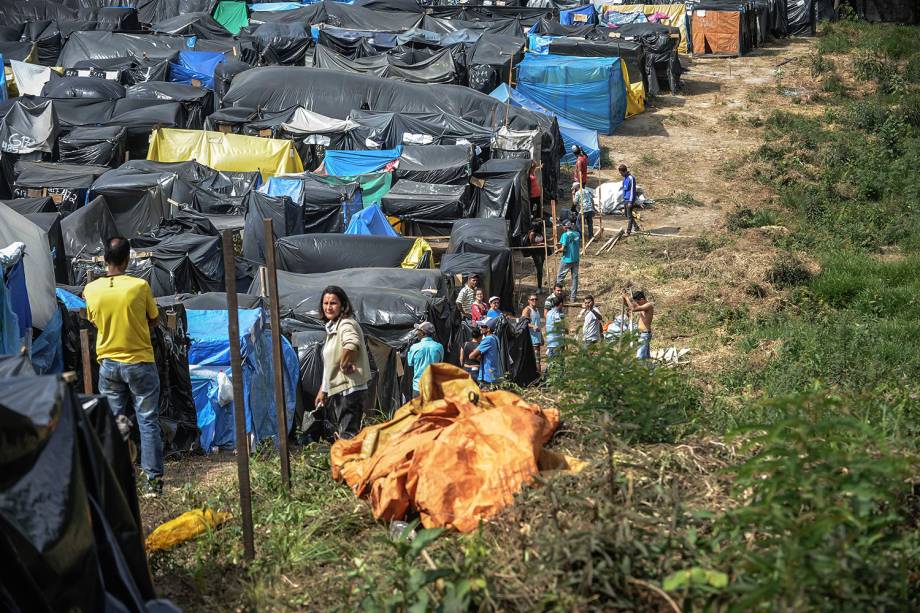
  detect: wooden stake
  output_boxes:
[263,218,291,491]
[222,229,255,561]
[79,328,93,395]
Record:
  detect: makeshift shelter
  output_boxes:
[241,22,313,66]
[147,128,304,180]
[346,109,495,151]
[12,161,111,213]
[515,53,628,135]
[185,307,298,452]
[152,12,234,39]
[467,33,525,93]
[21,210,67,284]
[275,233,422,274]
[691,2,754,56]
[312,44,460,85]
[260,174,362,233]
[169,50,227,90]
[345,204,400,237]
[60,195,118,259]
[600,3,689,53]
[471,158,531,245]
[213,1,250,34]
[58,125,127,167]
[381,180,470,236]
[439,251,493,309]
[786,0,815,35]
[241,190,300,263]
[0,376,158,612]
[0,98,58,156]
[447,218,513,309]
[394,144,472,185]
[0,196,54,214]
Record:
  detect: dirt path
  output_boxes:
[568,39,816,376]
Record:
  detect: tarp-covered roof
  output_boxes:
[276,233,416,274]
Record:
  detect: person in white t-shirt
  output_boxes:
[578,295,603,348]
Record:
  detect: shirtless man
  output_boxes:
[622,289,654,360]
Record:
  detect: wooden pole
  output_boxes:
[222,229,255,561]
[263,219,291,491]
[79,328,93,395]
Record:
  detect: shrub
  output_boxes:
[906,52,920,84]
[717,397,918,611]
[547,339,701,444]
[766,256,811,288]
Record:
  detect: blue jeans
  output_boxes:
[99,359,163,480]
[556,261,579,300]
[636,332,652,360]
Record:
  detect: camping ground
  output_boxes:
[143,21,920,611]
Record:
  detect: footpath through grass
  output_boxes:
[148,21,920,611]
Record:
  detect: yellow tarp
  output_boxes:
[401,237,433,269]
[145,508,232,552]
[331,363,582,532]
[147,128,304,180]
[621,60,645,117]
[601,3,689,54]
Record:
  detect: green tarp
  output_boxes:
[316,172,393,207]
[213,1,248,35]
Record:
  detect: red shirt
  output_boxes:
[529,172,541,198]
[575,155,588,186]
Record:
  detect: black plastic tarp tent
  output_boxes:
[13,161,110,213]
[447,218,513,309]
[0,196,55,214]
[152,12,234,38]
[312,44,459,84]
[346,110,494,150]
[58,125,127,167]
[471,157,531,245]
[241,190,300,264]
[395,144,472,184]
[276,233,416,274]
[60,195,118,258]
[21,210,69,283]
[381,180,469,236]
[0,375,158,612]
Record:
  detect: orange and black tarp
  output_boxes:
[691,10,741,56]
[331,363,582,532]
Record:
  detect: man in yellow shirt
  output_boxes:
[84,237,163,497]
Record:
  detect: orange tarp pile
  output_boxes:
[331,363,579,532]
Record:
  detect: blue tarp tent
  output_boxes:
[345,204,399,237]
[515,54,627,135]
[491,83,601,169]
[560,4,596,25]
[527,34,556,55]
[322,146,402,176]
[187,308,299,452]
[261,176,304,202]
[169,50,225,90]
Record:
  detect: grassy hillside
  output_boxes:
[146,21,920,611]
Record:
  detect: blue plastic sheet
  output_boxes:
[31,307,63,374]
[5,258,31,340]
[527,34,556,55]
[491,83,601,169]
[560,4,596,26]
[249,2,303,12]
[260,176,304,202]
[345,204,399,237]
[56,287,86,311]
[602,10,648,26]
[322,146,402,176]
[169,50,225,90]
[187,308,299,451]
[516,54,627,135]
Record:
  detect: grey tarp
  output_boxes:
[312,44,459,84]
[22,211,68,283]
[0,205,57,327]
[151,12,234,38]
[0,196,55,214]
[381,180,468,221]
[241,190,300,264]
[58,125,127,167]
[57,32,190,67]
[0,99,57,154]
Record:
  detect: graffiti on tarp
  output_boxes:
[1,133,37,153]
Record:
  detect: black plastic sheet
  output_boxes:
[152,12,234,38]
[71,56,173,85]
[242,22,312,66]
[41,76,125,100]
[58,32,190,68]
[786,0,815,35]
[242,190,300,264]
[381,180,468,221]
[447,218,513,309]
[126,82,213,130]
[346,110,494,150]
[13,160,110,213]
[0,375,155,612]
[58,125,127,167]
[61,195,118,258]
[395,144,472,184]
[471,157,531,245]
[439,251,492,302]
[276,233,416,274]
[0,196,55,214]
[0,99,58,155]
